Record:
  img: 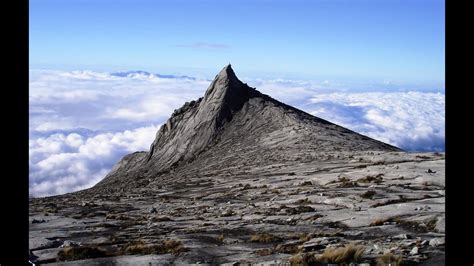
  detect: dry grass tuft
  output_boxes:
[338,176,350,182]
[360,190,376,199]
[123,239,188,255]
[357,174,384,184]
[57,246,107,261]
[285,205,315,215]
[255,248,274,256]
[220,209,236,217]
[370,218,388,226]
[241,183,254,190]
[299,233,315,242]
[315,244,365,263]
[376,252,403,266]
[370,216,437,233]
[304,214,323,221]
[250,233,282,243]
[295,198,312,204]
[336,176,360,188]
[105,213,131,220]
[216,234,225,243]
[275,242,301,254]
[289,252,317,266]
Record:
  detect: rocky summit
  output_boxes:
[29,65,445,265]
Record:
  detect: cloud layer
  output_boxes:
[29,69,444,197]
[308,92,445,151]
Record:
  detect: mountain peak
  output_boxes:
[202,65,259,128]
[96,65,400,190]
[199,66,258,127]
[205,64,242,98]
[217,64,235,79]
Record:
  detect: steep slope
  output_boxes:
[94,65,400,191]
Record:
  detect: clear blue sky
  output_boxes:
[30,0,445,87]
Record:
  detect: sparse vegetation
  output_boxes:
[300,181,312,186]
[338,181,359,188]
[275,242,301,254]
[123,239,188,255]
[286,205,315,215]
[299,233,314,242]
[416,155,431,159]
[289,252,317,266]
[357,174,384,184]
[242,184,253,190]
[315,244,365,264]
[371,196,413,208]
[422,181,432,186]
[370,218,388,226]
[295,230,343,242]
[220,209,236,217]
[250,232,282,243]
[426,218,437,231]
[304,214,323,221]
[106,212,132,220]
[57,246,107,261]
[336,176,360,188]
[45,206,59,213]
[160,195,171,203]
[295,198,311,204]
[370,216,437,233]
[376,252,403,266]
[264,207,281,216]
[255,248,273,256]
[338,176,349,182]
[217,234,225,243]
[360,190,376,199]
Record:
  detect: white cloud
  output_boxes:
[29,69,445,197]
[29,125,160,197]
[29,69,209,133]
[105,95,183,121]
[308,92,445,151]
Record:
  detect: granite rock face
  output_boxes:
[29,65,444,265]
[94,64,399,193]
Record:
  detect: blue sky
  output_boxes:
[30,0,444,88]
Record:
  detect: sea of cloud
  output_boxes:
[29,69,445,197]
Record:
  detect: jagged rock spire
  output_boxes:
[136,65,258,173]
[96,65,400,190]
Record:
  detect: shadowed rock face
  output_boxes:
[145,65,260,170]
[95,65,399,192]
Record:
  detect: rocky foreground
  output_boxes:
[29,151,444,265]
[29,65,444,265]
